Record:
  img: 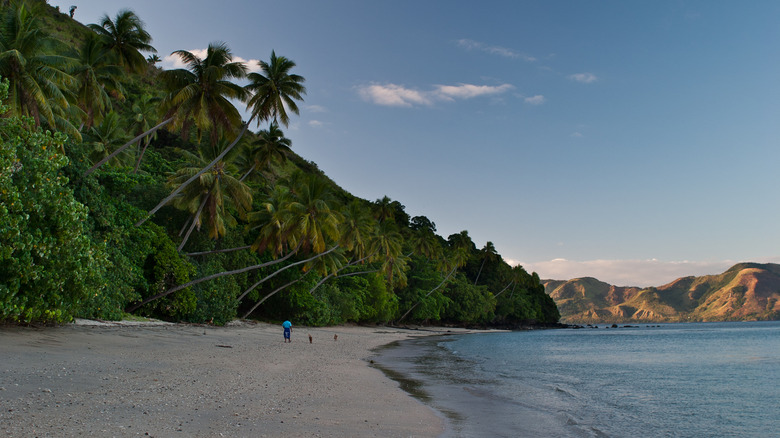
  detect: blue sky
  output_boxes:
[53,0,780,286]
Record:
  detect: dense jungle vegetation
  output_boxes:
[0,0,559,326]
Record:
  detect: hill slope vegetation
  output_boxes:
[0,0,559,326]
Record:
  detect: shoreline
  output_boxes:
[0,320,479,437]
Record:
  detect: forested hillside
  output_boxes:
[0,0,559,326]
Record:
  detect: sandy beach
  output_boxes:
[0,320,457,437]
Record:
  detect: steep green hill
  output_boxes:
[1,0,559,326]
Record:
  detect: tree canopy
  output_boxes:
[0,1,559,327]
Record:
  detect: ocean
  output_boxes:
[373,321,780,438]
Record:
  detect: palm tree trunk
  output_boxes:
[84,117,173,177]
[239,162,257,182]
[474,258,487,285]
[399,265,458,322]
[185,245,251,257]
[236,245,340,302]
[241,275,308,319]
[307,251,377,295]
[178,194,209,252]
[492,280,514,298]
[135,121,250,227]
[133,136,152,174]
[178,216,191,237]
[126,239,302,313]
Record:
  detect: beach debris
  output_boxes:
[308,334,313,344]
[216,345,233,348]
[334,334,338,341]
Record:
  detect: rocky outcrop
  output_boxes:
[545,263,780,323]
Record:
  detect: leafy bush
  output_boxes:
[0,81,107,323]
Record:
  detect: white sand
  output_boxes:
[0,321,457,437]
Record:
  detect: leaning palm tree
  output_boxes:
[88,9,156,74]
[124,42,252,225]
[239,122,292,181]
[129,50,305,227]
[245,50,306,127]
[370,221,408,287]
[0,0,79,139]
[129,93,161,173]
[126,175,340,313]
[169,140,252,251]
[306,203,379,295]
[474,241,498,285]
[399,232,471,322]
[83,111,131,166]
[285,174,342,255]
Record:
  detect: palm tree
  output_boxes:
[88,9,156,74]
[370,221,408,287]
[239,122,291,181]
[83,111,131,166]
[408,228,442,259]
[245,50,306,127]
[285,174,342,255]
[399,231,471,322]
[0,1,79,139]
[125,42,251,223]
[306,201,379,295]
[132,50,305,226]
[159,41,248,145]
[338,200,375,259]
[373,196,395,223]
[169,141,252,251]
[129,93,161,172]
[126,175,339,313]
[71,32,123,129]
[230,175,342,306]
[474,241,498,285]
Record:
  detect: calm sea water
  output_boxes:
[374,322,780,438]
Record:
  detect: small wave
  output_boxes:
[555,386,576,397]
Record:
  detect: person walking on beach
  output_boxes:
[282,320,292,343]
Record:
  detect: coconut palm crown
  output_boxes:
[245,50,306,127]
[159,41,248,145]
[88,9,156,74]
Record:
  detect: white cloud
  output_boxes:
[358,82,514,107]
[234,56,262,73]
[456,38,536,62]
[434,83,514,100]
[305,105,327,113]
[524,95,545,105]
[569,72,598,83]
[358,84,432,107]
[308,120,324,128]
[570,132,583,138]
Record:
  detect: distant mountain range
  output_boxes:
[544,262,780,323]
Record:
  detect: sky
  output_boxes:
[50,0,780,287]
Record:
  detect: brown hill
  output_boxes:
[545,263,780,323]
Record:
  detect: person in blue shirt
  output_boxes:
[282,320,292,343]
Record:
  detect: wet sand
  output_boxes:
[0,320,456,437]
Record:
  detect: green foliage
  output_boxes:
[0,81,106,323]
[0,4,564,327]
[185,257,240,325]
[443,276,496,324]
